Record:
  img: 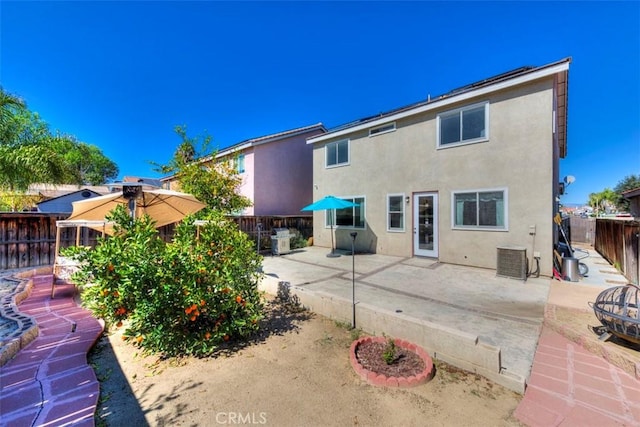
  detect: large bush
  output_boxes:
[66,206,264,357]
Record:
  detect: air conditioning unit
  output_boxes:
[496,246,527,281]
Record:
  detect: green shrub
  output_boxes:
[65,206,264,357]
[382,337,397,365]
[288,229,308,250]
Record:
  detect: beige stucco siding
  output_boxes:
[312,78,557,276]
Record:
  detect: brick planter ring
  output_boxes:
[350,336,434,387]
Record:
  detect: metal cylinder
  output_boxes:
[562,257,580,282]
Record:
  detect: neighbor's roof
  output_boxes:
[214,122,326,158]
[27,183,112,199]
[36,188,103,205]
[121,176,163,188]
[622,187,640,198]
[161,123,326,182]
[308,57,571,148]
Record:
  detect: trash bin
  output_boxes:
[271,228,291,255]
[562,257,580,282]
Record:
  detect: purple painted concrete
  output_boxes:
[515,327,640,426]
[0,276,103,427]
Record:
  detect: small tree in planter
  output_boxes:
[66,206,264,357]
[382,336,397,365]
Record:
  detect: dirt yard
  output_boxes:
[90,298,524,426]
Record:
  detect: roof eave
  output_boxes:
[623,187,640,198]
[216,123,325,156]
[556,69,569,159]
[308,59,571,144]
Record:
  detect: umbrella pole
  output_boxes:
[327,209,340,258]
[331,223,335,255]
[128,199,136,221]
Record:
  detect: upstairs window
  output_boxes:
[369,122,396,137]
[236,154,245,173]
[326,139,349,168]
[438,102,489,148]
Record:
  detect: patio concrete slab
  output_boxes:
[261,243,638,403]
[262,246,551,391]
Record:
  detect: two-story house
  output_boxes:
[306,58,570,277]
[163,123,326,216]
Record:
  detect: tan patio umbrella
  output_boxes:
[67,187,206,234]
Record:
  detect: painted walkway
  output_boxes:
[515,327,640,426]
[515,246,640,427]
[0,276,103,427]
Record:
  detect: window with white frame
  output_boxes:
[326,196,365,229]
[236,154,245,173]
[369,122,396,137]
[387,194,405,231]
[452,189,507,230]
[325,139,349,167]
[438,102,488,147]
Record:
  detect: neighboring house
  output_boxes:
[622,187,640,218]
[122,176,163,188]
[35,185,111,213]
[162,123,326,216]
[306,58,571,277]
[35,178,161,214]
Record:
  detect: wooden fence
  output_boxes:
[568,216,596,245]
[227,215,313,250]
[228,215,312,238]
[0,213,313,270]
[594,218,639,285]
[0,213,66,270]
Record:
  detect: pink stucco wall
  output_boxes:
[162,126,325,216]
[248,128,324,216]
[238,151,255,215]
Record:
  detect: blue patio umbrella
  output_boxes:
[302,195,359,257]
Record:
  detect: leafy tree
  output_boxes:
[51,135,118,185]
[588,188,618,216]
[156,125,252,214]
[0,107,72,210]
[0,87,119,210]
[65,205,264,357]
[0,87,25,127]
[614,174,640,212]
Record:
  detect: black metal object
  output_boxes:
[350,232,357,329]
[121,184,142,220]
[122,184,142,200]
[591,284,640,345]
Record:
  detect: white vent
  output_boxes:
[496,246,527,281]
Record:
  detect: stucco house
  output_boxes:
[306,58,570,278]
[163,123,326,216]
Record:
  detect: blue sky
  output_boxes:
[1,1,638,205]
